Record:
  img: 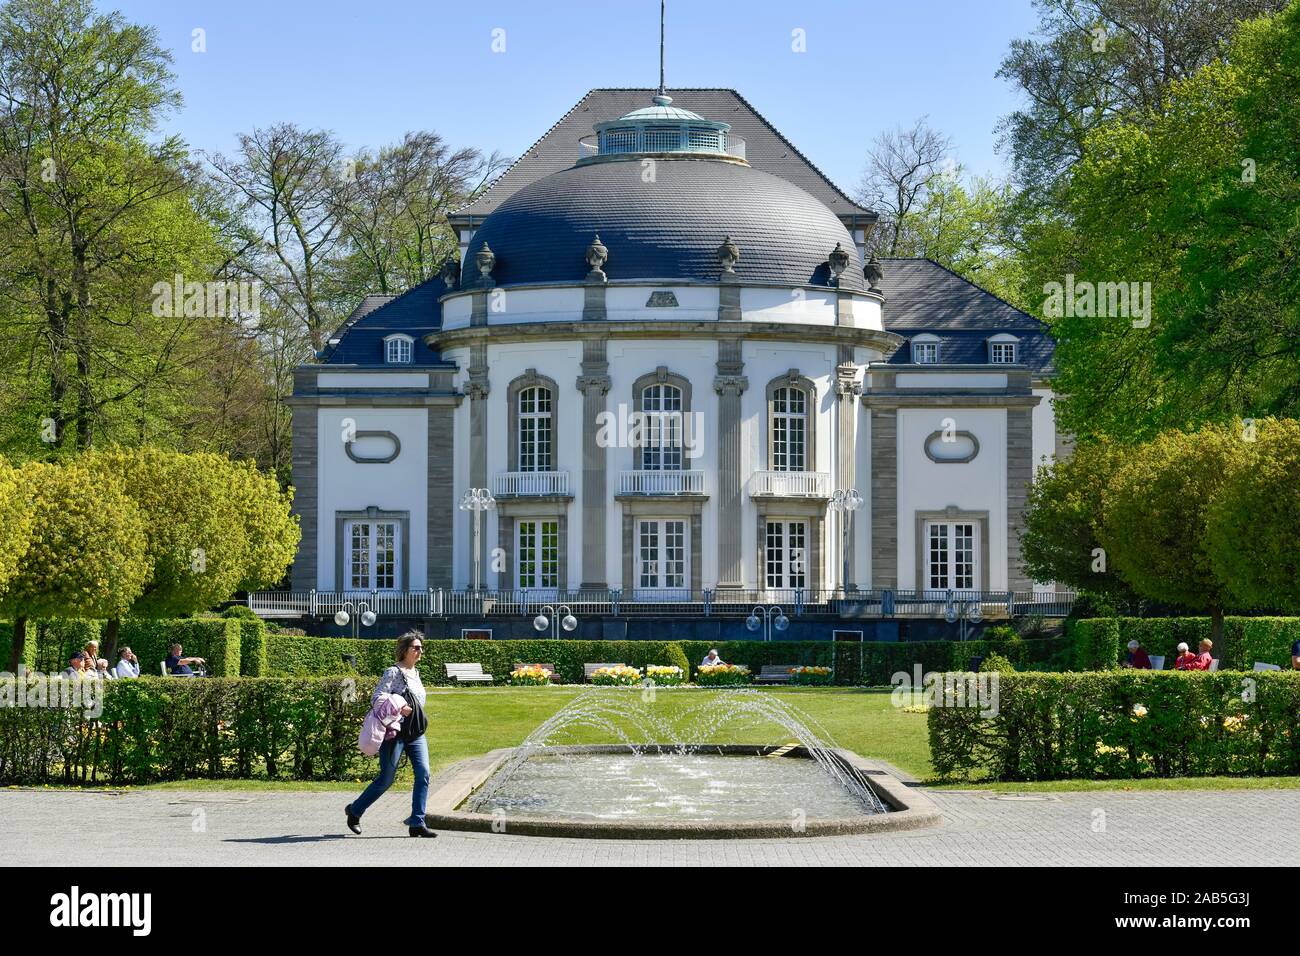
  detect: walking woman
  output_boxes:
[346,632,436,837]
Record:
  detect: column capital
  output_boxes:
[713,374,749,396]
[575,374,612,396]
[465,378,490,401]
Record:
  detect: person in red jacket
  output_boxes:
[1190,639,1215,671]
[1174,642,1197,670]
[1125,640,1152,669]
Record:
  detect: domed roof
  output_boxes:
[462,158,864,291]
[613,103,708,123]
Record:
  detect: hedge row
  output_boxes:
[1069,617,1300,670]
[929,671,1300,781]
[0,677,372,785]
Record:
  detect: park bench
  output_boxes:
[1149,656,1165,671]
[1208,659,1221,672]
[754,664,798,685]
[584,662,623,682]
[514,662,562,683]
[445,662,493,684]
[1252,662,1282,672]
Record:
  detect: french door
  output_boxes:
[764,520,808,593]
[517,519,559,595]
[635,518,688,598]
[345,520,400,591]
[924,521,978,593]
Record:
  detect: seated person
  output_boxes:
[165,643,205,677]
[1173,642,1197,670]
[700,648,726,667]
[1124,640,1152,669]
[83,640,100,666]
[96,658,113,679]
[1191,639,1214,671]
[61,653,87,679]
[114,647,140,679]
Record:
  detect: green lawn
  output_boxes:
[21,686,1300,794]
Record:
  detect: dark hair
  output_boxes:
[395,630,424,663]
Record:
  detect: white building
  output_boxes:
[271,89,1065,637]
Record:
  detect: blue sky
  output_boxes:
[114,0,1042,193]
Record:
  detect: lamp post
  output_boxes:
[745,605,789,643]
[944,590,984,642]
[334,601,376,640]
[828,488,863,596]
[458,487,496,593]
[533,604,578,640]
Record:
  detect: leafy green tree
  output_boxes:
[226,458,299,591]
[1205,418,1300,612]
[1098,423,1247,644]
[0,457,34,600]
[1,460,149,671]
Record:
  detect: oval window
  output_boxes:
[924,430,979,463]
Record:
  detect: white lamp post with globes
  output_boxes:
[458,487,496,593]
[828,488,863,596]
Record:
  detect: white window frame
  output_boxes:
[517,385,553,472]
[764,519,808,593]
[384,334,413,365]
[344,519,401,591]
[771,386,808,472]
[924,520,978,593]
[635,518,689,597]
[988,336,1018,364]
[517,519,559,595]
[911,336,941,364]
[639,383,684,471]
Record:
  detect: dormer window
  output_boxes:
[988,334,1019,365]
[384,334,413,365]
[911,335,941,364]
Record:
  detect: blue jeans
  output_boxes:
[351,734,430,827]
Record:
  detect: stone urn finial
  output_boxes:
[717,235,740,275]
[828,242,850,284]
[439,258,459,290]
[475,241,496,285]
[864,254,884,291]
[585,233,609,282]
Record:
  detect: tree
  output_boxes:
[1,459,149,671]
[1098,423,1247,644]
[1206,418,1300,612]
[856,118,952,258]
[0,456,34,601]
[225,457,299,592]
[1020,438,1140,600]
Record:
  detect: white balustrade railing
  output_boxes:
[750,470,832,497]
[617,470,705,495]
[492,470,570,497]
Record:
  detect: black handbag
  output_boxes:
[399,695,427,743]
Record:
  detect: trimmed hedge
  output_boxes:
[1070,617,1300,670]
[0,676,372,785]
[117,619,243,678]
[929,671,1300,781]
[0,620,103,673]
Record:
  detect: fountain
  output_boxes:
[424,689,942,838]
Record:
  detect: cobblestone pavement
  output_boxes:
[3,786,1296,866]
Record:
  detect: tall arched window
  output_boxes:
[771,386,808,471]
[640,382,683,470]
[518,385,553,472]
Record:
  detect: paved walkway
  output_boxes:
[3,786,1295,866]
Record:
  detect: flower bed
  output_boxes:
[644,665,685,686]
[696,663,752,687]
[508,665,553,686]
[589,664,642,686]
[788,665,833,686]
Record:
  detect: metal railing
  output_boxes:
[249,587,1076,620]
[617,470,705,495]
[750,470,832,497]
[491,470,570,497]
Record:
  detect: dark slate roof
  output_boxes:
[464,158,864,290]
[454,89,876,225]
[321,277,451,366]
[878,259,1056,375]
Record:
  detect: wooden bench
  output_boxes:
[445,662,493,684]
[754,664,797,685]
[514,662,562,683]
[584,662,624,683]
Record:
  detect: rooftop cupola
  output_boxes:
[583,93,740,161]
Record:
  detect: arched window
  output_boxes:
[518,385,553,472]
[384,334,413,364]
[640,382,683,471]
[911,334,941,364]
[771,386,808,471]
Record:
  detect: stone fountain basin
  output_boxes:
[424,744,942,839]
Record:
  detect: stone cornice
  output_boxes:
[861,393,1044,409]
[429,319,904,354]
[285,394,464,408]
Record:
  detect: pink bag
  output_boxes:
[358,693,406,756]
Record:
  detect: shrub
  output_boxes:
[508,665,553,686]
[118,619,242,678]
[0,676,372,785]
[788,665,833,686]
[980,653,1016,673]
[696,664,752,686]
[928,671,1300,782]
[1072,618,1122,670]
[589,664,641,686]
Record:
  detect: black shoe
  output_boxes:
[408,824,438,838]
[345,804,361,835]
